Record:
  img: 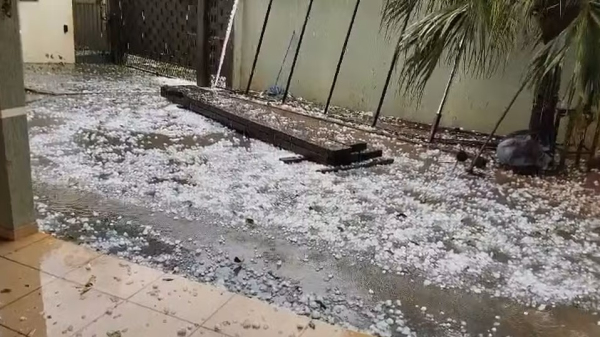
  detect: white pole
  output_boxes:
[213,0,240,89]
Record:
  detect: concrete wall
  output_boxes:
[233,0,536,136]
[19,0,75,64]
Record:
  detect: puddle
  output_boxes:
[31,155,58,168]
[136,132,227,151]
[32,183,600,337]
[28,116,66,130]
[76,129,249,152]
[72,129,251,165]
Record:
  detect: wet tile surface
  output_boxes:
[203,295,310,337]
[0,257,55,309]
[189,327,230,337]
[300,321,370,337]
[75,302,194,337]
[129,275,234,324]
[1,236,369,337]
[0,325,21,337]
[0,278,121,337]
[6,238,99,277]
[64,255,164,299]
[0,233,49,256]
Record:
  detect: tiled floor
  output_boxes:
[0,235,371,337]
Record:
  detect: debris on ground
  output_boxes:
[497,131,553,173]
[78,275,96,296]
[26,64,600,337]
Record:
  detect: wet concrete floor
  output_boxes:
[28,123,600,337]
[34,184,600,337]
[24,68,600,336]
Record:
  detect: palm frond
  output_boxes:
[526,0,600,112]
[381,0,430,36]
[384,0,519,102]
[382,0,600,120]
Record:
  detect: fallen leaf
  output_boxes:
[79,275,96,296]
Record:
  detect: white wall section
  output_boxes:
[19,0,75,64]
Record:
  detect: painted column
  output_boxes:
[0,0,37,241]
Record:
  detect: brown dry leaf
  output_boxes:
[79,275,97,296]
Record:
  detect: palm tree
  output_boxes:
[381,0,600,170]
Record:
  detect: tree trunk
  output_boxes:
[587,112,600,171]
[529,0,580,155]
[529,66,561,153]
[559,109,575,168]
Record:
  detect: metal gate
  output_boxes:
[118,0,197,69]
[73,0,109,60]
[206,0,234,86]
[107,0,233,83]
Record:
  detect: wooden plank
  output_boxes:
[161,85,383,166]
[349,149,383,162]
[280,156,306,164]
[318,158,395,173]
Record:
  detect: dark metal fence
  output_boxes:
[118,0,197,68]
[90,0,235,83]
[206,0,234,86]
[73,0,109,62]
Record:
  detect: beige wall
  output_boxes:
[19,0,75,64]
[233,0,536,135]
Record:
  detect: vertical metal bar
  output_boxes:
[108,0,124,64]
[372,38,401,127]
[196,0,209,87]
[213,0,240,89]
[372,11,413,127]
[73,3,79,49]
[282,0,315,104]
[245,0,274,95]
[87,4,93,49]
[324,0,361,114]
[95,4,101,49]
[429,37,465,143]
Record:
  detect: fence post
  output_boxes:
[197,0,210,87]
[107,0,125,64]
